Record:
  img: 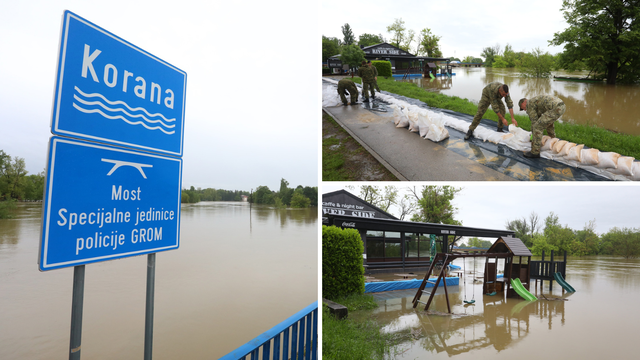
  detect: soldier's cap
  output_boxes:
[367,60,372,64]
[518,98,527,111]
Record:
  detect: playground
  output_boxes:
[354,255,638,359]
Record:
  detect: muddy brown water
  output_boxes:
[0,202,317,359]
[406,67,640,136]
[358,256,639,359]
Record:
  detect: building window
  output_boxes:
[366,230,384,259]
[385,232,402,259]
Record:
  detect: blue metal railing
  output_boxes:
[219,301,318,360]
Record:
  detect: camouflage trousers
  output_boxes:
[373,79,380,92]
[362,81,375,99]
[531,103,565,154]
[337,82,358,104]
[468,98,506,132]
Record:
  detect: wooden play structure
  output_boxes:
[412,236,534,313]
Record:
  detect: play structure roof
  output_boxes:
[488,236,532,257]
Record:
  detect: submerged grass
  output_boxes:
[354,77,640,159]
[322,294,397,360]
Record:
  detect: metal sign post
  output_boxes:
[144,253,155,360]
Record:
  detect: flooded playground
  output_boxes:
[358,256,640,359]
[0,202,317,359]
[407,67,640,136]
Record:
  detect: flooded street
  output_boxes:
[0,202,317,359]
[359,256,639,359]
[406,68,640,136]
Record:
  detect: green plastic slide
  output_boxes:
[553,272,576,292]
[510,278,537,301]
[429,73,435,79]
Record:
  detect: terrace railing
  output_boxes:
[219,301,318,360]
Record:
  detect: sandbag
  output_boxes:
[597,152,621,169]
[396,107,410,128]
[560,142,577,156]
[418,114,431,138]
[616,156,635,176]
[509,124,531,142]
[541,138,559,152]
[553,140,568,153]
[541,135,551,146]
[565,144,584,162]
[632,162,640,181]
[501,133,515,141]
[580,148,599,165]
[425,123,449,142]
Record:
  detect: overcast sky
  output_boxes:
[323,183,640,237]
[321,0,568,59]
[0,0,318,192]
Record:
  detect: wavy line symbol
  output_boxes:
[73,87,175,135]
[102,159,153,179]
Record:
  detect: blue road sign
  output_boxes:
[51,10,187,156]
[39,137,182,271]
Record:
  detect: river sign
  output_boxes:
[50,10,187,156]
[39,137,182,271]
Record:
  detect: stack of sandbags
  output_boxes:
[424,112,449,142]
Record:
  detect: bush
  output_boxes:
[0,199,17,219]
[372,60,392,78]
[323,225,365,300]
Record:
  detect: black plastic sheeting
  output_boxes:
[356,89,609,181]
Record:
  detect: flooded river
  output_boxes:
[406,67,640,136]
[359,256,639,359]
[0,201,317,359]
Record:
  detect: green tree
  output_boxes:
[278,178,293,206]
[601,227,640,258]
[290,188,311,208]
[505,218,532,247]
[322,36,341,62]
[530,234,558,256]
[519,47,555,78]
[416,28,442,57]
[358,33,385,47]
[22,173,45,201]
[409,186,462,225]
[346,185,398,213]
[386,18,406,49]
[323,225,365,300]
[574,219,600,255]
[481,44,501,67]
[339,44,366,73]
[342,23,355,45]
[466,237,493,248]
[302,186,318,207]
[252,185,273,205]
[492,55,508,68]
[1,156,27,200]
[550,0,640,84]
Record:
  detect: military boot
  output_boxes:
[523,151,540,158]
[464,129,474,140]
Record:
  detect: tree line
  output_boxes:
[251,178,318,208]
[0,150,44,201]
[182,178,318,209]
[505,212,640,259]
[324,2,640,84]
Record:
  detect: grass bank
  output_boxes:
[322,293,398,360]
[354,77,640,159]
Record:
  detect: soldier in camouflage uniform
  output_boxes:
[464,82,518,140]
[518,95,566,158]
[337,78,359,105]
[357,60,375,102]
[368,61,381,92]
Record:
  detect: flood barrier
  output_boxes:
[365,277,459,293]
[219,301,318,360]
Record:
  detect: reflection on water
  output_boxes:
[405,68,640,136]
[357,256,638,359]
[0,202,317,359]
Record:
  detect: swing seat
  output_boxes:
[463,299,475,304]
[486,292,497,296]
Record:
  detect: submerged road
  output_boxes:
[322,85,608,181]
